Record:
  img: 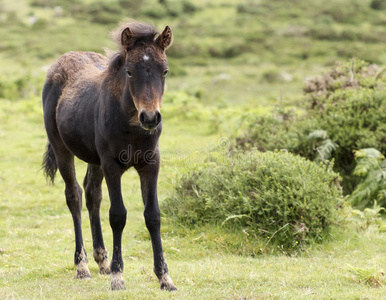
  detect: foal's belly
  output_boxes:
[56,95,101,165]
[61,134,101,165]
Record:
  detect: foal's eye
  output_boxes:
[127,71,133,78]
[163,69,169,77]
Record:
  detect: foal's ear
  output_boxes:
[155,26,173,50]
[121,27,133,48]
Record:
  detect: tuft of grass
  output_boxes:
[347,264,385,288]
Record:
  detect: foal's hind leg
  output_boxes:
[84,164,110,275]
[56,150,91,279]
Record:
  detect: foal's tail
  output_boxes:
[42,143,57,184]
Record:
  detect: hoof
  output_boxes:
[76,249,91,279]
[76,271,91,279]
[111,273,126,290]
[99,259,111,275]
[94,248,110,275]
[76,261,91,279]
[159,274,177,291]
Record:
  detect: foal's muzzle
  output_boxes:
[139,110,162,130]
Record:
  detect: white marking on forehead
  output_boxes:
[143,55,149,61]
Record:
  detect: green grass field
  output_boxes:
[1,0,386,298]
[1,92,386,299]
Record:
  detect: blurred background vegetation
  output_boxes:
[1,0,385,103]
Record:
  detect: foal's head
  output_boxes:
[115,22,173,131]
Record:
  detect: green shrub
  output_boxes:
[233,59,386,194]
[162,150,343,252]
[182,1,197,14]
[302,60,386,188]
[209,43,250,59]
[233,106,298,152]
[303,59,385,100]
[371,0,386,10]
[308,26,341,41]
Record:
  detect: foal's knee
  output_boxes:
[144,210,160,232]
[109,209,127,232]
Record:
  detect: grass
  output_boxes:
[1,96,386,299]
[1,0,386,298]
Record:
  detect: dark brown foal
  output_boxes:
[42,20,176,291]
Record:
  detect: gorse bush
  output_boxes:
[232,106,298,153]
[234,59,386,194]
[303,59,385,105]
[162,150,343,252]
[300,59,386,191]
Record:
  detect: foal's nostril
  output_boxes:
[155,111,162,125]
[139,111,146,125]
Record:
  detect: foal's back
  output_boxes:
[46,51,107,93]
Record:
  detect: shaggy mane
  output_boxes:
[110,20,158,54]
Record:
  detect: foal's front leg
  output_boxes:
[137,161,177,291]
[102,162,127,290]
